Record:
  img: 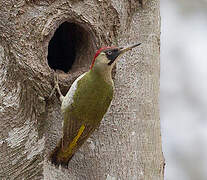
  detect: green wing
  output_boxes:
[61,107,96,155]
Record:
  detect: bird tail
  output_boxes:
[49,138,74,167]
[49,125,87,167]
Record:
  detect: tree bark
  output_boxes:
[0,0,164,179]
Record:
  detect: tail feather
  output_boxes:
[49,138,74,167]
[49,125,91,167]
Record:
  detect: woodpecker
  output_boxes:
[49,43,141,167]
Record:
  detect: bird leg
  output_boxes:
[49,72,64,102]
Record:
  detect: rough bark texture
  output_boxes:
[0,0,163,179]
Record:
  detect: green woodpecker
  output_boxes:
[49,43,141,167]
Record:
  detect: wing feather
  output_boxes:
[62,107,96,154]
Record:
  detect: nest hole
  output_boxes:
[47,21,95,73]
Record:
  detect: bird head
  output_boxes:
[90,43,141,71]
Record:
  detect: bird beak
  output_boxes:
[119,43,141,55]
[107,43,141,66]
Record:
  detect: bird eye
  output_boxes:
[107,51,112,55]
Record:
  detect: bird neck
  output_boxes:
[90,66,113,86]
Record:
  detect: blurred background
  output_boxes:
[160,0,207,179]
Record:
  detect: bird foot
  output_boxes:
[49,71,64,102]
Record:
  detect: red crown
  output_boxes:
[90,46,116,69]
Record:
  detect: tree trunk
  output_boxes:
[0,0,164,179]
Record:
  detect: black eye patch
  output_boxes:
[104,49,120,65]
